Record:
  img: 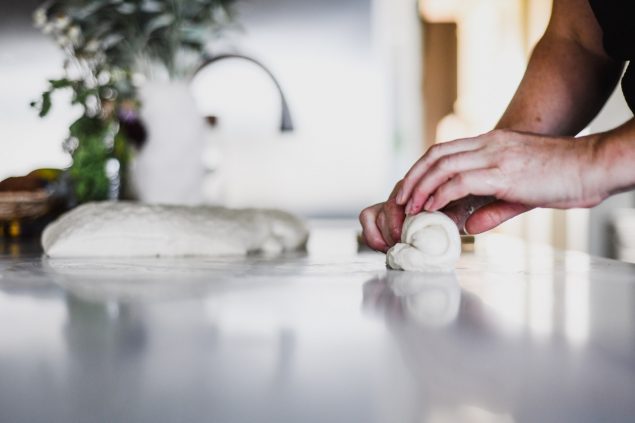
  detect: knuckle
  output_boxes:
[403,167,414,180]
[390,226,401,243]
[493,128,509,137]
[458,172,471,185]
[488,129,505,144]
[426,144,442,161]
[497,128,517,143]
[438,156,453,171]
[436,182,451,197]
[405,161,423,179]
[472,135,486,148]
[376,211,386,227]
[384,199,400,213]
[386,211,400,229]
[358,208,368,223]
[368,236,385,251]
[361,229,377,247]
[359,206,375,224]
[412,182,426,198]
[449,175,466,193]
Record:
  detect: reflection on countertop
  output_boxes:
[0,227,634,423]
[363,271,461,328]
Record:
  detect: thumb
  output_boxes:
[465,201,531,234]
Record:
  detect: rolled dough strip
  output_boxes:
[42,202,309,258]
[386,211,461,272]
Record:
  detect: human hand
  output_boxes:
[395,130,606,232]
[359,181,406,252]
[439,195,530,235]
[359,188,508,252]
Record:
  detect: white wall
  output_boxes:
[0,4,75,179]
[192,0,422,216]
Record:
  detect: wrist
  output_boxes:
[587,122,635,199]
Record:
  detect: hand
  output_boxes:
[359,181,406,252]
[359,188,512,251]
[395,129,606,232]
[440,195,531,235]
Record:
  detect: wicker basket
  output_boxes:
[0,190,51,220]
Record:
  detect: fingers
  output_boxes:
[396,137,482,206]
[388,179,404,199]
[425,169,506,211]
[441,195,496,233]
[464,201,531,234]
[384,199,406,243]
[359,204,389,252]
[404,150,492,215]
[377,212,395,246]
[360,200,406,253]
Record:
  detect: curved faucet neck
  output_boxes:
[196,53,294,132]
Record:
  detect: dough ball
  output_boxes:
[386,211,461,272]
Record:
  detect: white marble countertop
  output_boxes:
[0,220,634,423]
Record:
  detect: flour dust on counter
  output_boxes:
[42,202,309,257]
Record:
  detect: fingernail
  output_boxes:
[396,189,405,204]
[405,200,413,215]
[424,196,435,211]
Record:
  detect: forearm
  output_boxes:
[497,34,622,135]
[497,0,623,135]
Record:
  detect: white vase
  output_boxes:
[130,81,207,205]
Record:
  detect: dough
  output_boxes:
[42,202,309,257]
[386,211,461,272]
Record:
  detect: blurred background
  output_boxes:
[1,0,633,260]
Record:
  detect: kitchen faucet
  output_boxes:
[196,53,294,132]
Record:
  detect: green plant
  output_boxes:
[32,0,235,203]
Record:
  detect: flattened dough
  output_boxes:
[386,212,461,272]
[42,202,309,257]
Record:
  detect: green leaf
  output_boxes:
[39,92,52,117]
[69,115,108,139]
[49,78,73,89]
[68,115,113,203]
[113,130,131,166]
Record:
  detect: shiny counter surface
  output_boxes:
[0,222,634,423]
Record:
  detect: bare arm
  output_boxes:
[496,0,624,134]
[391,0,629,230]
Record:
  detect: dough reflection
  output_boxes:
[42,256,282,303]
[363,271,460,328]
